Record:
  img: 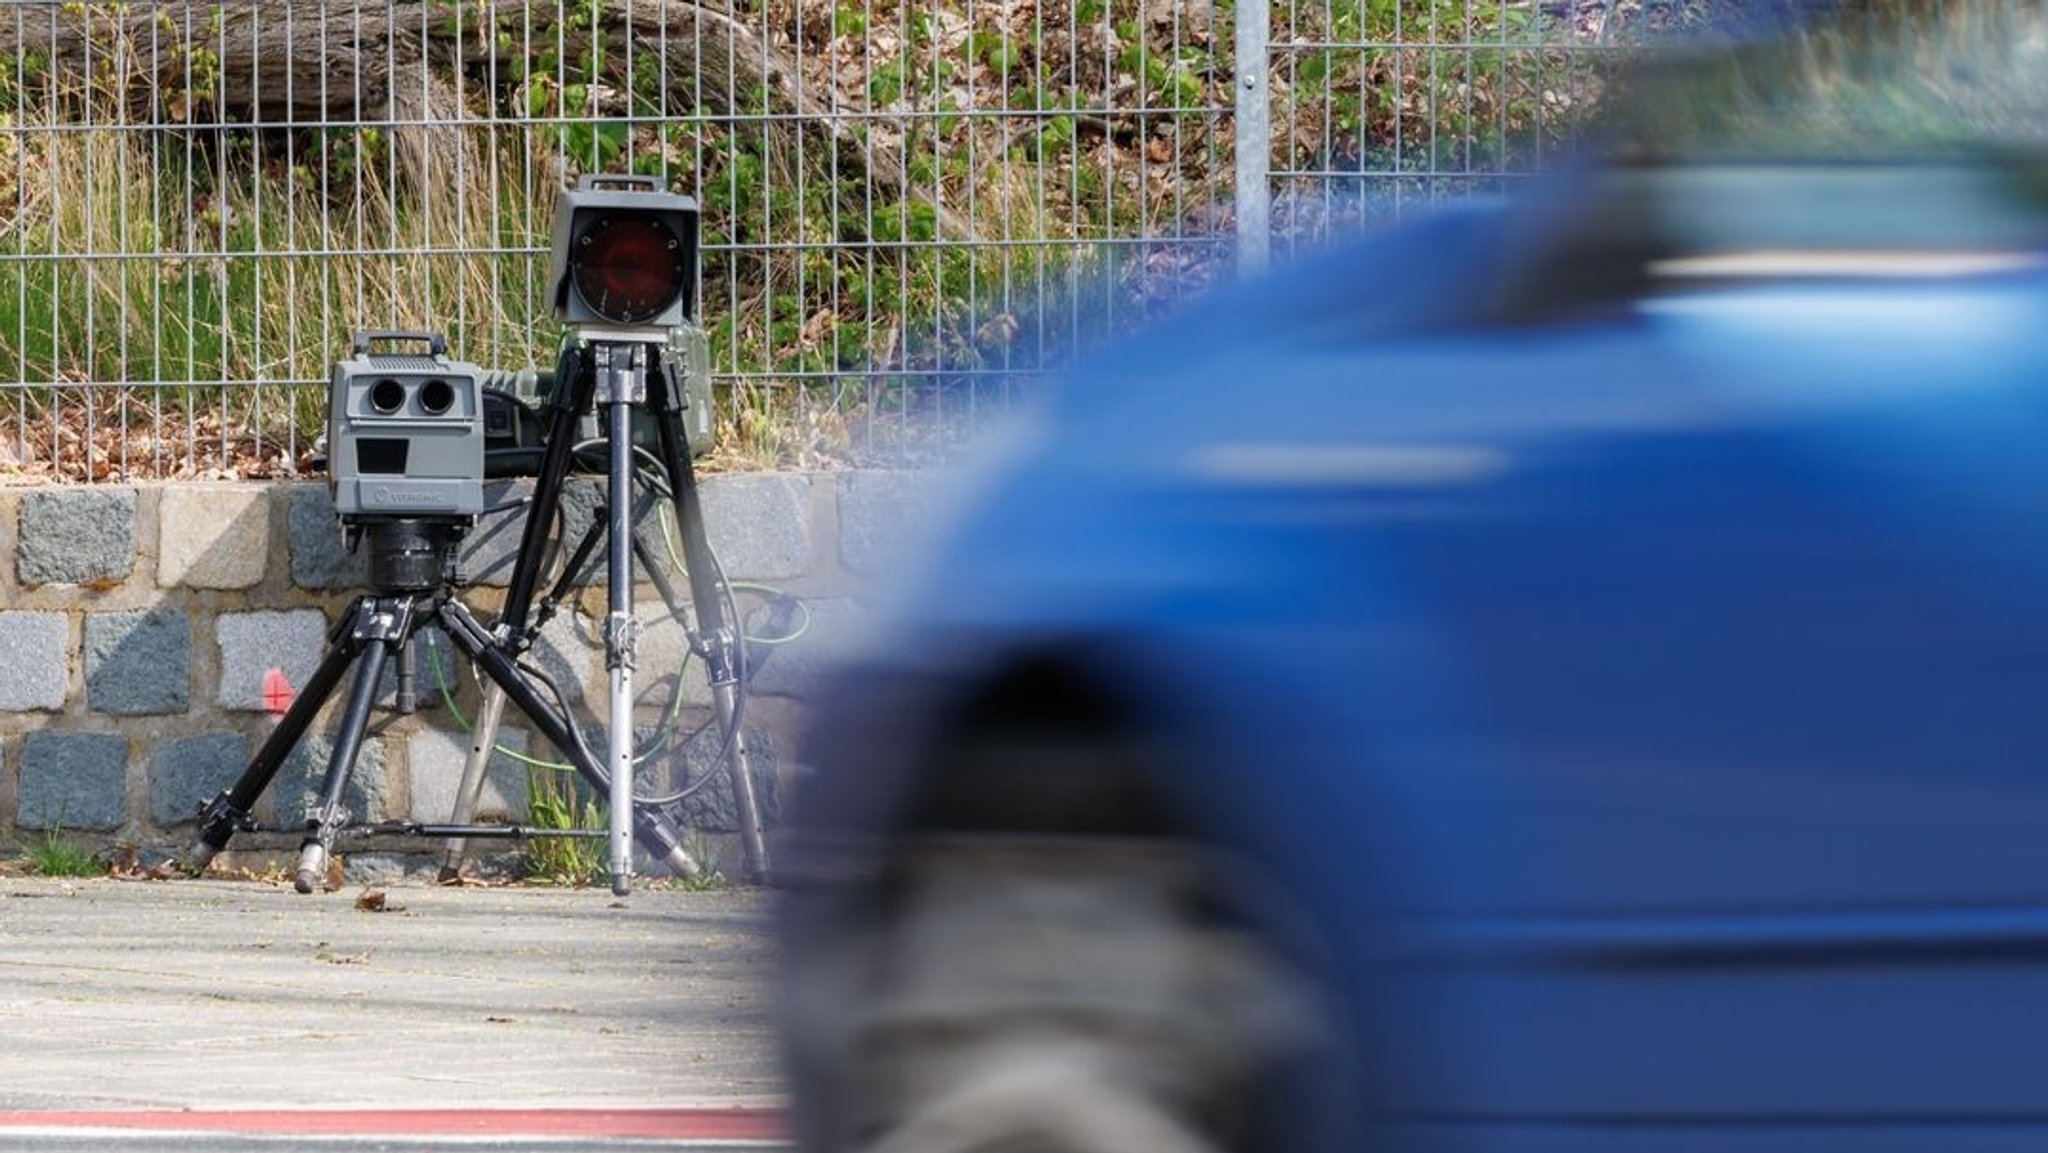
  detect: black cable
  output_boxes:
[490,423,755,811]
[624,450,748,809]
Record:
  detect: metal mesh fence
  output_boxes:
[1255,0,1633,261]
[0,0,1624,482]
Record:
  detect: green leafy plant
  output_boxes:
[520,767,605,886]
[26,826,101,878]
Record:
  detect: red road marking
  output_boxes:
[0,1107,784,1141]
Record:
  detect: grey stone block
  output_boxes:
[276,734,389,828]
[18,488,136,587]
[530,609,597,705]
[556,477,607,585]
[701,473,812,581]
[838,470,936,576]
[150,732,249,826]
[157,486,270,589]
[341,853,422,885]
[457,479,534,587]
[742,597,869,699]
[217,609,329,711]
[549,476,651,588]
[18,731,128,831]
[0,612,70,711]
[287,486,367,590]
[674,725,781,833]
[637,606,711,710]
[84,609,191,716]
[457,477,621,589]
[406,726,533,825]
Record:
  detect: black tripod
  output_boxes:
[190,334,770,894]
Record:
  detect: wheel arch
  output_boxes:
[894,644,1187,839]
[778,636,1381,1153]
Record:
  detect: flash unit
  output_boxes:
[548,174,701,328]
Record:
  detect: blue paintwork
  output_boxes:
[784,163,2048,1149]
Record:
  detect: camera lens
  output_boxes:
[418,378,456,415]
[572,214,689,324]
[369,378,407,415]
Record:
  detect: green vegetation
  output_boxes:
[25,826,101,878]
[661,829,727,892]
[520,766,606,886]
[1275,0,1596,179]
[0,0,1607,478]
[1613,0,2048,159]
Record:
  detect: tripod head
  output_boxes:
[470,173,718,465]
[359,519,467,592]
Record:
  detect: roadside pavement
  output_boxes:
[0,875,784,1150]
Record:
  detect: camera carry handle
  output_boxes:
[350,329,448,358]
[574,172,663,194]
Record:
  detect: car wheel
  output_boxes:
[782,726,1353,1153]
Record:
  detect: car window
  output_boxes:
[1479,0,2048,321]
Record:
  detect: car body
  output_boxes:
[777,12,2048,1152]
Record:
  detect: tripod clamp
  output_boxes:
[591,339,650,406]
[191,790,260,850]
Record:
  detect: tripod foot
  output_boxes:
[610,872,632,898]
[658,843,707,884]
[294,843,330,894]
[182,843,218,878]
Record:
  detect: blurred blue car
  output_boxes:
[778,10,2048,1152]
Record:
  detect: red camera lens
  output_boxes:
[571,214,689,324]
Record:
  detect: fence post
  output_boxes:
[1233,0,1272,278]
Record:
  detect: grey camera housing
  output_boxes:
[328,331,487,521]
[547,173,701,328]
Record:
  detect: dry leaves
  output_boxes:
[104,844,181,881]
[353,887,407,913]
[0,389,311,483]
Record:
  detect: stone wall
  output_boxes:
[0,473,928,878]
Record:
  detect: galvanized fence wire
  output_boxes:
[1256,0,1648,261]
[0,0,1618,482]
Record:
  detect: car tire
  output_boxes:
[781,726,1354,1153]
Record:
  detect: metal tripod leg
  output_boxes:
[188,599,372,874]
[293,599,411,893]
[648,373,771,882]
[435,597,704,880]
[602,382,639,896]
[626,487,767,882]
[499,341,590,640]
[437,678,511,883]
[712,676,769,881]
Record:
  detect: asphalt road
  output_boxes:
[0,875,784,1150]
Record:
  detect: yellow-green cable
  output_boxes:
[427,447,806,778]
[652,496,812,645]
[423,629,695,774]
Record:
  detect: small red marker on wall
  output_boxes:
[261,668,295,715]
